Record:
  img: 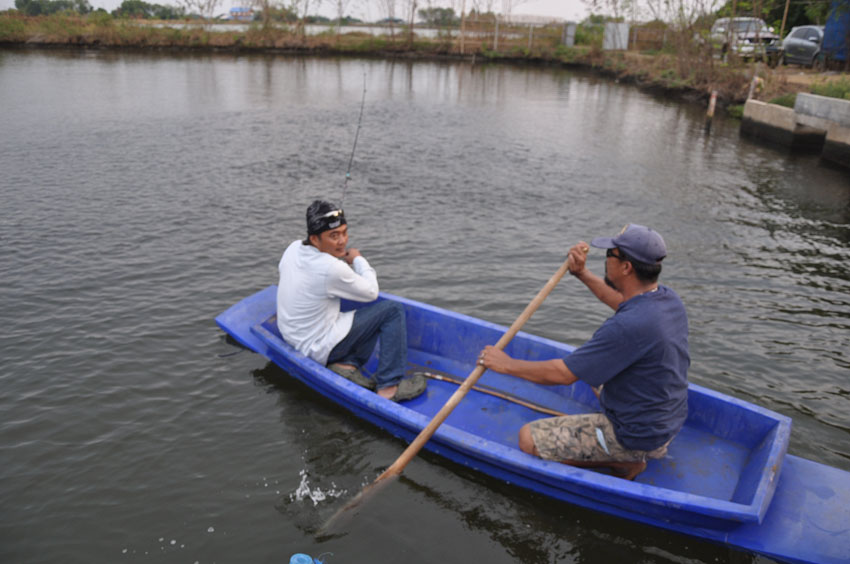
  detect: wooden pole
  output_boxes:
[747,63,761,100]
[705,90,718,132]
[779,0,791,40]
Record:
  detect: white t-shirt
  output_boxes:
[276,240,379,365]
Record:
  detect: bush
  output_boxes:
[574,23,601,48]
[554,44,580,62]
[0,14,28,40]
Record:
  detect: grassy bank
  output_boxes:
[2,12,847,111]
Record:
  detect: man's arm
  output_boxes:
[567,241,623,311]
[479,346,578,387]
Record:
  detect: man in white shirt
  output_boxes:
[276,200,426,402]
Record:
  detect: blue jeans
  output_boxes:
[327,300,406,390]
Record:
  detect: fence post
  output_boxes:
[494,16,499,51]
[528,25,533,51]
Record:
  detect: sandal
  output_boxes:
[390,372,427,402]
[328,363,376,390]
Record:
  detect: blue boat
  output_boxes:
[216,286,850,564]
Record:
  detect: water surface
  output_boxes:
[1,48,848,564]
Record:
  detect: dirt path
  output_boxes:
[772,65,850,88]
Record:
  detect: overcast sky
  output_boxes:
[1,0,590,22]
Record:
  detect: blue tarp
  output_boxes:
[823,0,850,61]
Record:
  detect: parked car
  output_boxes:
[781,25,824,67]
[710,17,780,61]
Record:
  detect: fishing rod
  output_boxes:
[340,72,367,209]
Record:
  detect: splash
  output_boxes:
[290,470,346,506]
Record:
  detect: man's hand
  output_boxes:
[343,248,362,265]
[567,241,590,276]
[478,345,514,374]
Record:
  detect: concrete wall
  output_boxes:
[741,98,849,167]
[824,122,850,166]
[795,93,850,128]
[741,100,825,150]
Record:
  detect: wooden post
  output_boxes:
[528,24,533,51]
[779,0,791,40]
[747,63,761,100]
[494,15,499,51]
[705,90,718,132]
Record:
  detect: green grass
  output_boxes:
[769,93,797,108]
[727,104,745,119]
[811,77,850,100]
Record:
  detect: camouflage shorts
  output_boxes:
[528,413,671,463]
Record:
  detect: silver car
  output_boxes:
[781,25,824,67]
[710,17,780,60]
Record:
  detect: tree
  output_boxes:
[335,0,353,41]
[113,0,152,18]
[151,3,185,19]
[252,0,273,28]
[714,0,825,29]
[15,0,92,15]
[418,6,457,26]
[111,0,185,19]
[403,0,417,43]
[288,0,321,37]
[377,0,398,37]
[500,0,528,22]
[179,0,222,21]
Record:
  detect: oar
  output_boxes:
[320,250,582,534]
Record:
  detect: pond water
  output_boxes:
[1,48,848,564]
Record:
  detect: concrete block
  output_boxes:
[741,99,798,147]
[796,113,836,131]
[743,99,795,129]
[822,123,850,168]
[794,93,850,128]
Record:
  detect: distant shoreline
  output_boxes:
[2,13,846,112]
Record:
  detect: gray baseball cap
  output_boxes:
[591,224,667,264]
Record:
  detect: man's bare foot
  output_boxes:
[377,386,398,399]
